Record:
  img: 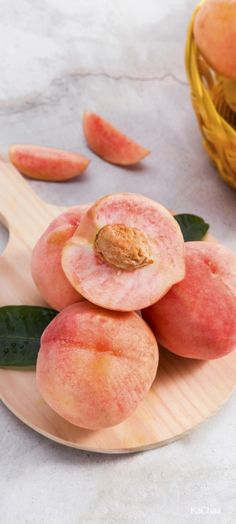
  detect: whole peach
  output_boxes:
[36,301,159,429]
[143,242,236,360]
[194,0,236,79]
[31,206,89,310]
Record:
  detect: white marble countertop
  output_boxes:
[0,1,235,523]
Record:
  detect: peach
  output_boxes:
[83,112,150,165]
[9,145,90,181]
[62,193,185,311]
[194,0,236,79]
[143,242,236,360]
[194,0,236,110]
[31,206,89,310]
[36,301,159,429]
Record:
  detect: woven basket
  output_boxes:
[185,3,236,189]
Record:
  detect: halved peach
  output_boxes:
[83,112,150,165]
[62,193,185,311]
[9,145,90,181]
[36,301,159,429]
[31,206,89,310]
[143,241,236,360]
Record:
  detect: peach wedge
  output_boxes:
[83,112,150,165]
[143,242,236,360]
[9,145,90,181]
[62,193,185,311]
[31,206,89,310]
[36,301,159,429]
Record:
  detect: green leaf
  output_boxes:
[0,305,57,368]
[174,214,209,242]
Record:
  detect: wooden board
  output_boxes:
[0,161,236,454]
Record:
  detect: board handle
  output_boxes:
[0,160,59,239]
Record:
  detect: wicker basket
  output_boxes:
[185,3,236,189]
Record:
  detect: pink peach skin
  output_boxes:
[31,206,89,310]
[194,0,236,79]
[62,193,185,311]
[143,241,236,360]
[83,112,150,165]
[36,301,159,429]
[9,144,90,181]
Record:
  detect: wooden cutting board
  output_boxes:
[0,160,236,454]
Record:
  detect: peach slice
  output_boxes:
[62,193,185,311]
[9,145,90,181]
[36,301,159,429]
[83,112,150,165]
[143,241,236,360]
[31,206,89,310]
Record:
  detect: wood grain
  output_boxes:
[0,161,235,453]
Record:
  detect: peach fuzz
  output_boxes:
[143,242,236,360]
[83,112,150,165]
[9,145,90,181]
[31,206,89,310]
[36,301,159,429]
[194,0,236,80]
[62,193,185,312]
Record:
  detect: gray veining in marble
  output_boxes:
[0,1,235,523]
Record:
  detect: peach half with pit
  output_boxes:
[9,145,90,181]
[143,241,236,360]
[62,193,185,311]
[31,206,89,310]
[36,301,159,429]
[83,112,150,165]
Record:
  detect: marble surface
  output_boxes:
[0,1,235,523]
